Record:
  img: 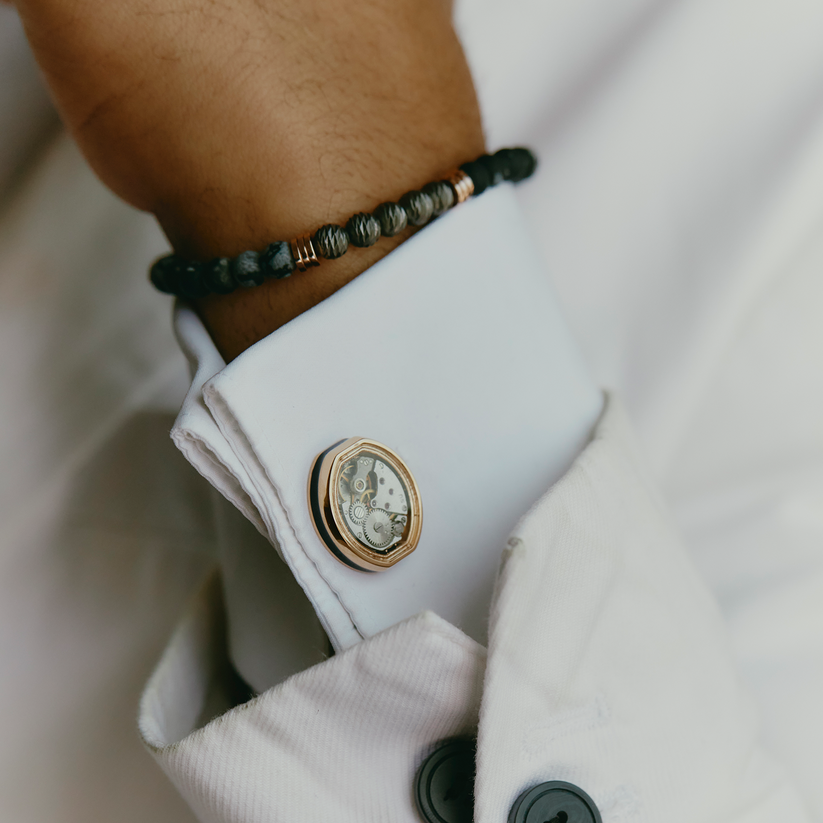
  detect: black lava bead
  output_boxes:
[346,213,381,247]
[480,152,508,185]
[504,147,537,182]
[313,224,349,259]
[178,261,209,300]
[149,255,183,294]
[459,160,490,195]
[373,202,408,237]
[422,181,455,217]
[399,190,434,226]
[478,149,537,185]
[231,250,264,288]
[203,257,235,295]
[260,241,296,279]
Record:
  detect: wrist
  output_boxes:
[168,138,485,361]
[192,234,413,362]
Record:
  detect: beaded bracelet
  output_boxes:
[149,147,536,299]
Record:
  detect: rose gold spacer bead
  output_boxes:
[290,235,320,272]
[446,169,475,204]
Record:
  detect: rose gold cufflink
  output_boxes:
[308,438,422,572]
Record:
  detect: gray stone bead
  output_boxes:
[260,241,296,279]
[422,181,454,217]
[373,202,408,237]
[346,212,381,247]
[313,224,349,259]
[399,190,434,226]
[231,250,264,288]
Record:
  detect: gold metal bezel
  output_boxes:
[308,437,423,572]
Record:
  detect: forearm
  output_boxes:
[14,0,484,358]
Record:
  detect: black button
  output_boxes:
[415,739,475,823]
[508,781,602,823]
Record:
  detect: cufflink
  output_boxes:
[308,438,422,572]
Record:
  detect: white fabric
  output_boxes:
[2,0,823,821]
[173,185,603,677]
[0,137,208,823]
[141,399,810,823]
[173,308,268,536]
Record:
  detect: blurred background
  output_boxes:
[0,7,209,822]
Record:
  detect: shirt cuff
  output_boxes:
[171,184,603,661]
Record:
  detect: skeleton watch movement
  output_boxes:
[308,438,422,572]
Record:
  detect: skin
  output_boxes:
[11,0,485,359]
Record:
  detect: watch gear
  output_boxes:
[348,501,368,525]
[363,509,394,549]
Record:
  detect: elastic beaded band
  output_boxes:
[149,147,536,298]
